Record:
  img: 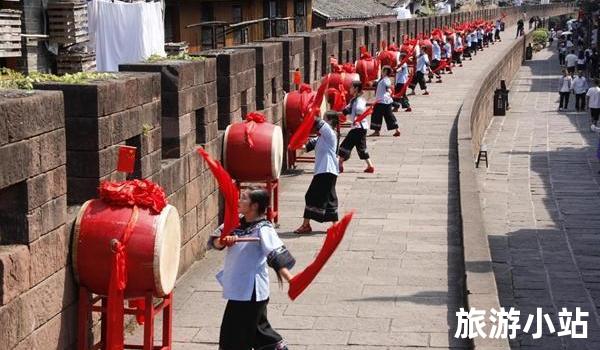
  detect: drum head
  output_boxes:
[271,126,284,179]
[154,204,181,296]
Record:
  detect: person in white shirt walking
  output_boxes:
[370,66,401,137]
[587,79,600,128]
[409,51,430,96]
[565,50,578,74]
[572,71,588,111]
[295,114,340,234]
[495,19,502,42]
[338,81,375,174]
[558,69,572,111]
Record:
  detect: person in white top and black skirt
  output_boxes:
[338,80,375,174]
[209,187,296,350]
[294,114,340,234]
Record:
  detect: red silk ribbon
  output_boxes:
[107,205,139,350]
[244,112,266,149]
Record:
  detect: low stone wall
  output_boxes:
[456,8,575,350]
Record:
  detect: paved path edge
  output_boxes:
[456,30,533,350]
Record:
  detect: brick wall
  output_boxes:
[261,36,304,93]
[200,49,257,130]
[0,4,575,349]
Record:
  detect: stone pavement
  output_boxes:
[128,28,524,349]
[479,47,600,349]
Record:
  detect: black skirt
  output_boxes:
[304,173,339,223]
[219,296,286,350]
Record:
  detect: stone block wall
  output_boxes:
[120,59,218,160]
[261,36,304,93]
[320,29,339,74]
[364,23,378,56]
[229,42,285,125]
[348,25,366,61]
[200,49,257,130]
[286,32,323,89]
[34,74,162,205]
[0,89,74,349]
[338,28,354,63]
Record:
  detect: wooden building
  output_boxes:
[165,0,313,53]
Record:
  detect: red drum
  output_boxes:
[324,72,360,99]
[420,39,433,58]
[73,201,181,298]
[355,58,380,85]
[378,50,399,69]
[283,89,328,135]
[224,120,284,182]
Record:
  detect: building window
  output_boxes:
[294,0,306,32]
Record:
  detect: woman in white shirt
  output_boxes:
[572,71,588,111]
[558,69,572,111]
[295,114,339,234]
[210,187,295,350]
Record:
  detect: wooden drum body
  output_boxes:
[73,201,181,298]
[224,121,284,182]
[355,58,380,85]
[283,89,328,135]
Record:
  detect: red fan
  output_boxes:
[288,211,354,300]
[288,75,330,150]
[197,147,239,239]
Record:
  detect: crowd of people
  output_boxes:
[553,17,600,134]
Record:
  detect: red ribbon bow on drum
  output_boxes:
[97,179,168,350]
[244,112,267,149]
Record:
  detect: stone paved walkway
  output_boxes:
[480,47,600,349]
[129,28,524,349]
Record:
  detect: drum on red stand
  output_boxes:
[324,72,360,100]
[223,120,284,182]
[355,58,380,86]
[73,201,181,298]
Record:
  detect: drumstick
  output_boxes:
[235,237,261,243]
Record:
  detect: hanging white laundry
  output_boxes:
[87,0,166,72]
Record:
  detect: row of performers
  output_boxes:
[208,18,506,350]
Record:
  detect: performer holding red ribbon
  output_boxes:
[369,66,401,137]
[338,80,375,174]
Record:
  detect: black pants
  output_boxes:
[591,108,600,124]
[559,53,565,65]
[219,296,285,350]
[430,59,441,79]
[575,93,586,111]
[559,92,570,109]
[370,103,399,131]
[453,51,462,65]
[304,173,338,223]
[338,128,369,161]
[495,29,501,41]
[410,71,427,91]
[394,83,410,108]
[516,27,524,37]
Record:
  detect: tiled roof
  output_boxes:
[313,0,397,20]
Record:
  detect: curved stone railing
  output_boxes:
[456,5,575,349]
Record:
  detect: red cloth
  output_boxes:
[244,112,266,148]
[197,147,239,240]
[107,205,139,350]
[352,104,375,126]
[99,179,167,215]
[288,75,329,150]
[288,212,354,300]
